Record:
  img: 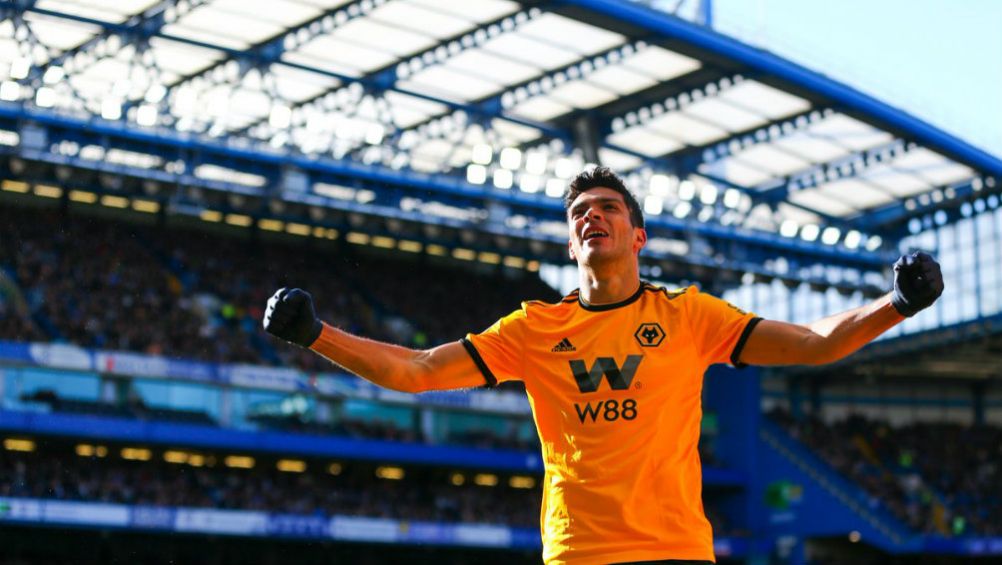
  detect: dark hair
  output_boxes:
[563,166,644,229]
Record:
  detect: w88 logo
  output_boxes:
[573,398,638,424]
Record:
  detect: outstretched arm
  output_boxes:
[263,288,485,393]
[736,252,944,367]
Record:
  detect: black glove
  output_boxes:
[890,252,944,317]
[262,288,323,347]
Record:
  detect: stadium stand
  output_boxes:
[0,204,558,370]
[0,445,540,527]
[769,408,1002,536]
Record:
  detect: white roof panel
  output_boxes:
[546,80,618,109]
[385,90,447,128]
[445,49,541,86]
[409,0,519,24]
[776,202,822,226]
[598,147,644,171]
[516,13,625,55]
[35,0,149,24]
[773,130,852,164]
[816,178,894,210]
[890,148,975,186]
[176,6,285,45]
[731,144,811,176]
[412,138,455,160]
[709,158,773,186]
[622,46,700,81]
[210,0,319,28]
[403,65,502,101]
[270,65,340,102]
[586,64,658,95]
[150,38,224,76]
[683,98,767,133]
[719,80,811,119]
[331,18,436,58]
[490,118,543,144]
[807,114,894,152]
[645,112,729,145]
[510,97,573,122]
[369,1,476,39]
[162,22,251,50]
[481,33,582,70]
[859,163,932,197]
[788,188,859,217]
[608,128,683,157]
[293,36,394,74]
[24,13,100,51]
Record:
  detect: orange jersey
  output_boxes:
[462,283,759,565]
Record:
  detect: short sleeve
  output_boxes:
[683,286,762,367]
[461,306,527,386]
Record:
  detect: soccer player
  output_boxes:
[263,167,943,565]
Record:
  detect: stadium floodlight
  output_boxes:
[269,104,291,128]
[471,144,492,165]
[466,164,487,184]
[723,188,741,209]
[844,230,862,249]
[649,174,671,196]
[780,220,798,238]
[9,57,30,80]
[697,206,714,223]
[0,81,19,102]
[672,201,692,218]
[800,224,820,242]
[643,195,663,215]
[525,151,547,175]
[136,104,157,126]
[101,99,122,120]
[35,87,56,108]
[545,177,565,198]
[42,66,64,85]
[499,147,522,170]
[554,157,575,179]
[678,180,695,201]
[519,174,541,193]
[698,183,717,205]
[113,79,132,97]
[474,473,499,486]
[365,125,384,145]
[145,83,167,103]
[493,168,513,189]
[821,226,841,245]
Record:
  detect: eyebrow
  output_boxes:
[570,197,623,216]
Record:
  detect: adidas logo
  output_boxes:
[551,337,576,352]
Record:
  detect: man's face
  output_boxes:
[567,187,646,265]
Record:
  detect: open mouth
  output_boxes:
[583,230,608,241]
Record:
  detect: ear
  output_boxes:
[568,239,576,261]
[633,228,647,254]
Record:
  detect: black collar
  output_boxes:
[576,282,647,312]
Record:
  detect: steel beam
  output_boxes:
[17,4,564,140]
[558,0,1002,177]
[0,104,897,277]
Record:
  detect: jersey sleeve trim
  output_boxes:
[730,316,763,368]
[460,338,498,387]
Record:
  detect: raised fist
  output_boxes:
[262,288,323,347]
[890,252,944,317]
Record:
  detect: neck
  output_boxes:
[577,258,641,306]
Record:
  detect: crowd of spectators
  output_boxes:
[0,448,541,527]
[770,408,1002,536]
[0,207,258,363]
[0,204,558,371]
[0,446,741,539]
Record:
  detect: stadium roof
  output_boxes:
[1,0,1000,291]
